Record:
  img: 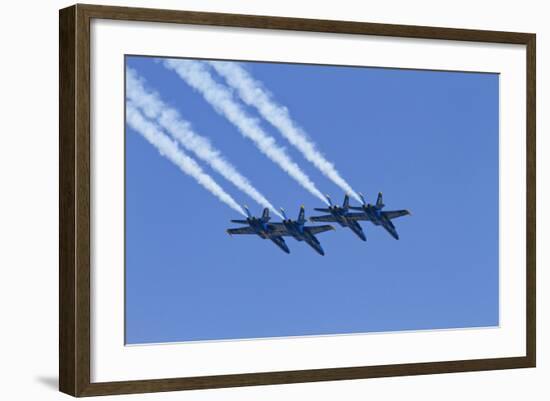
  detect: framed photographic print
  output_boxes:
[59,4,536,397]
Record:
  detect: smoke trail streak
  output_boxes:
[208,61,362,204]
[126,102,246,217]
[163,59,329,206]
[126,68,283,219]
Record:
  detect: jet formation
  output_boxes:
[227,192,411,255]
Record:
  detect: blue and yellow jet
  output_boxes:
[310,194,367,241]
[226,206,290,254]
[273,206,335,255]
[347,192,411,240]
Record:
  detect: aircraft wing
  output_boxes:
[309,214,337,223]
[314,207,332,213]
[270,236,290,254]
[306,225,335,235]
[226,227,255,235]
[345,212,370,221]
[383,210,411,220]
[267,223,292,236]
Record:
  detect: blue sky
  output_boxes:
[125,56,499,344]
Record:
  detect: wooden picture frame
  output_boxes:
[59,3,536,397]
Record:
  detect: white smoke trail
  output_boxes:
[126,68,283,219]
[126,102,246,217]
[163,59,330,206]
[208,61,362,204]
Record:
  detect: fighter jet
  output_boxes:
[226,206,290,254]
[271,206,335,255]
[309,194,367,241]
[347,192,411,240]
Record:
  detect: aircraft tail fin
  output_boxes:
[298,205,306,224]
[343,194,350,209]
[243,205,252,218]
[376,192,385,208]
[359,192,366,206]
[261,208,270,222]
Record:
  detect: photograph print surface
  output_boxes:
[125,56,499,344]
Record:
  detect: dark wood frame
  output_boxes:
[59,3,536,397]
